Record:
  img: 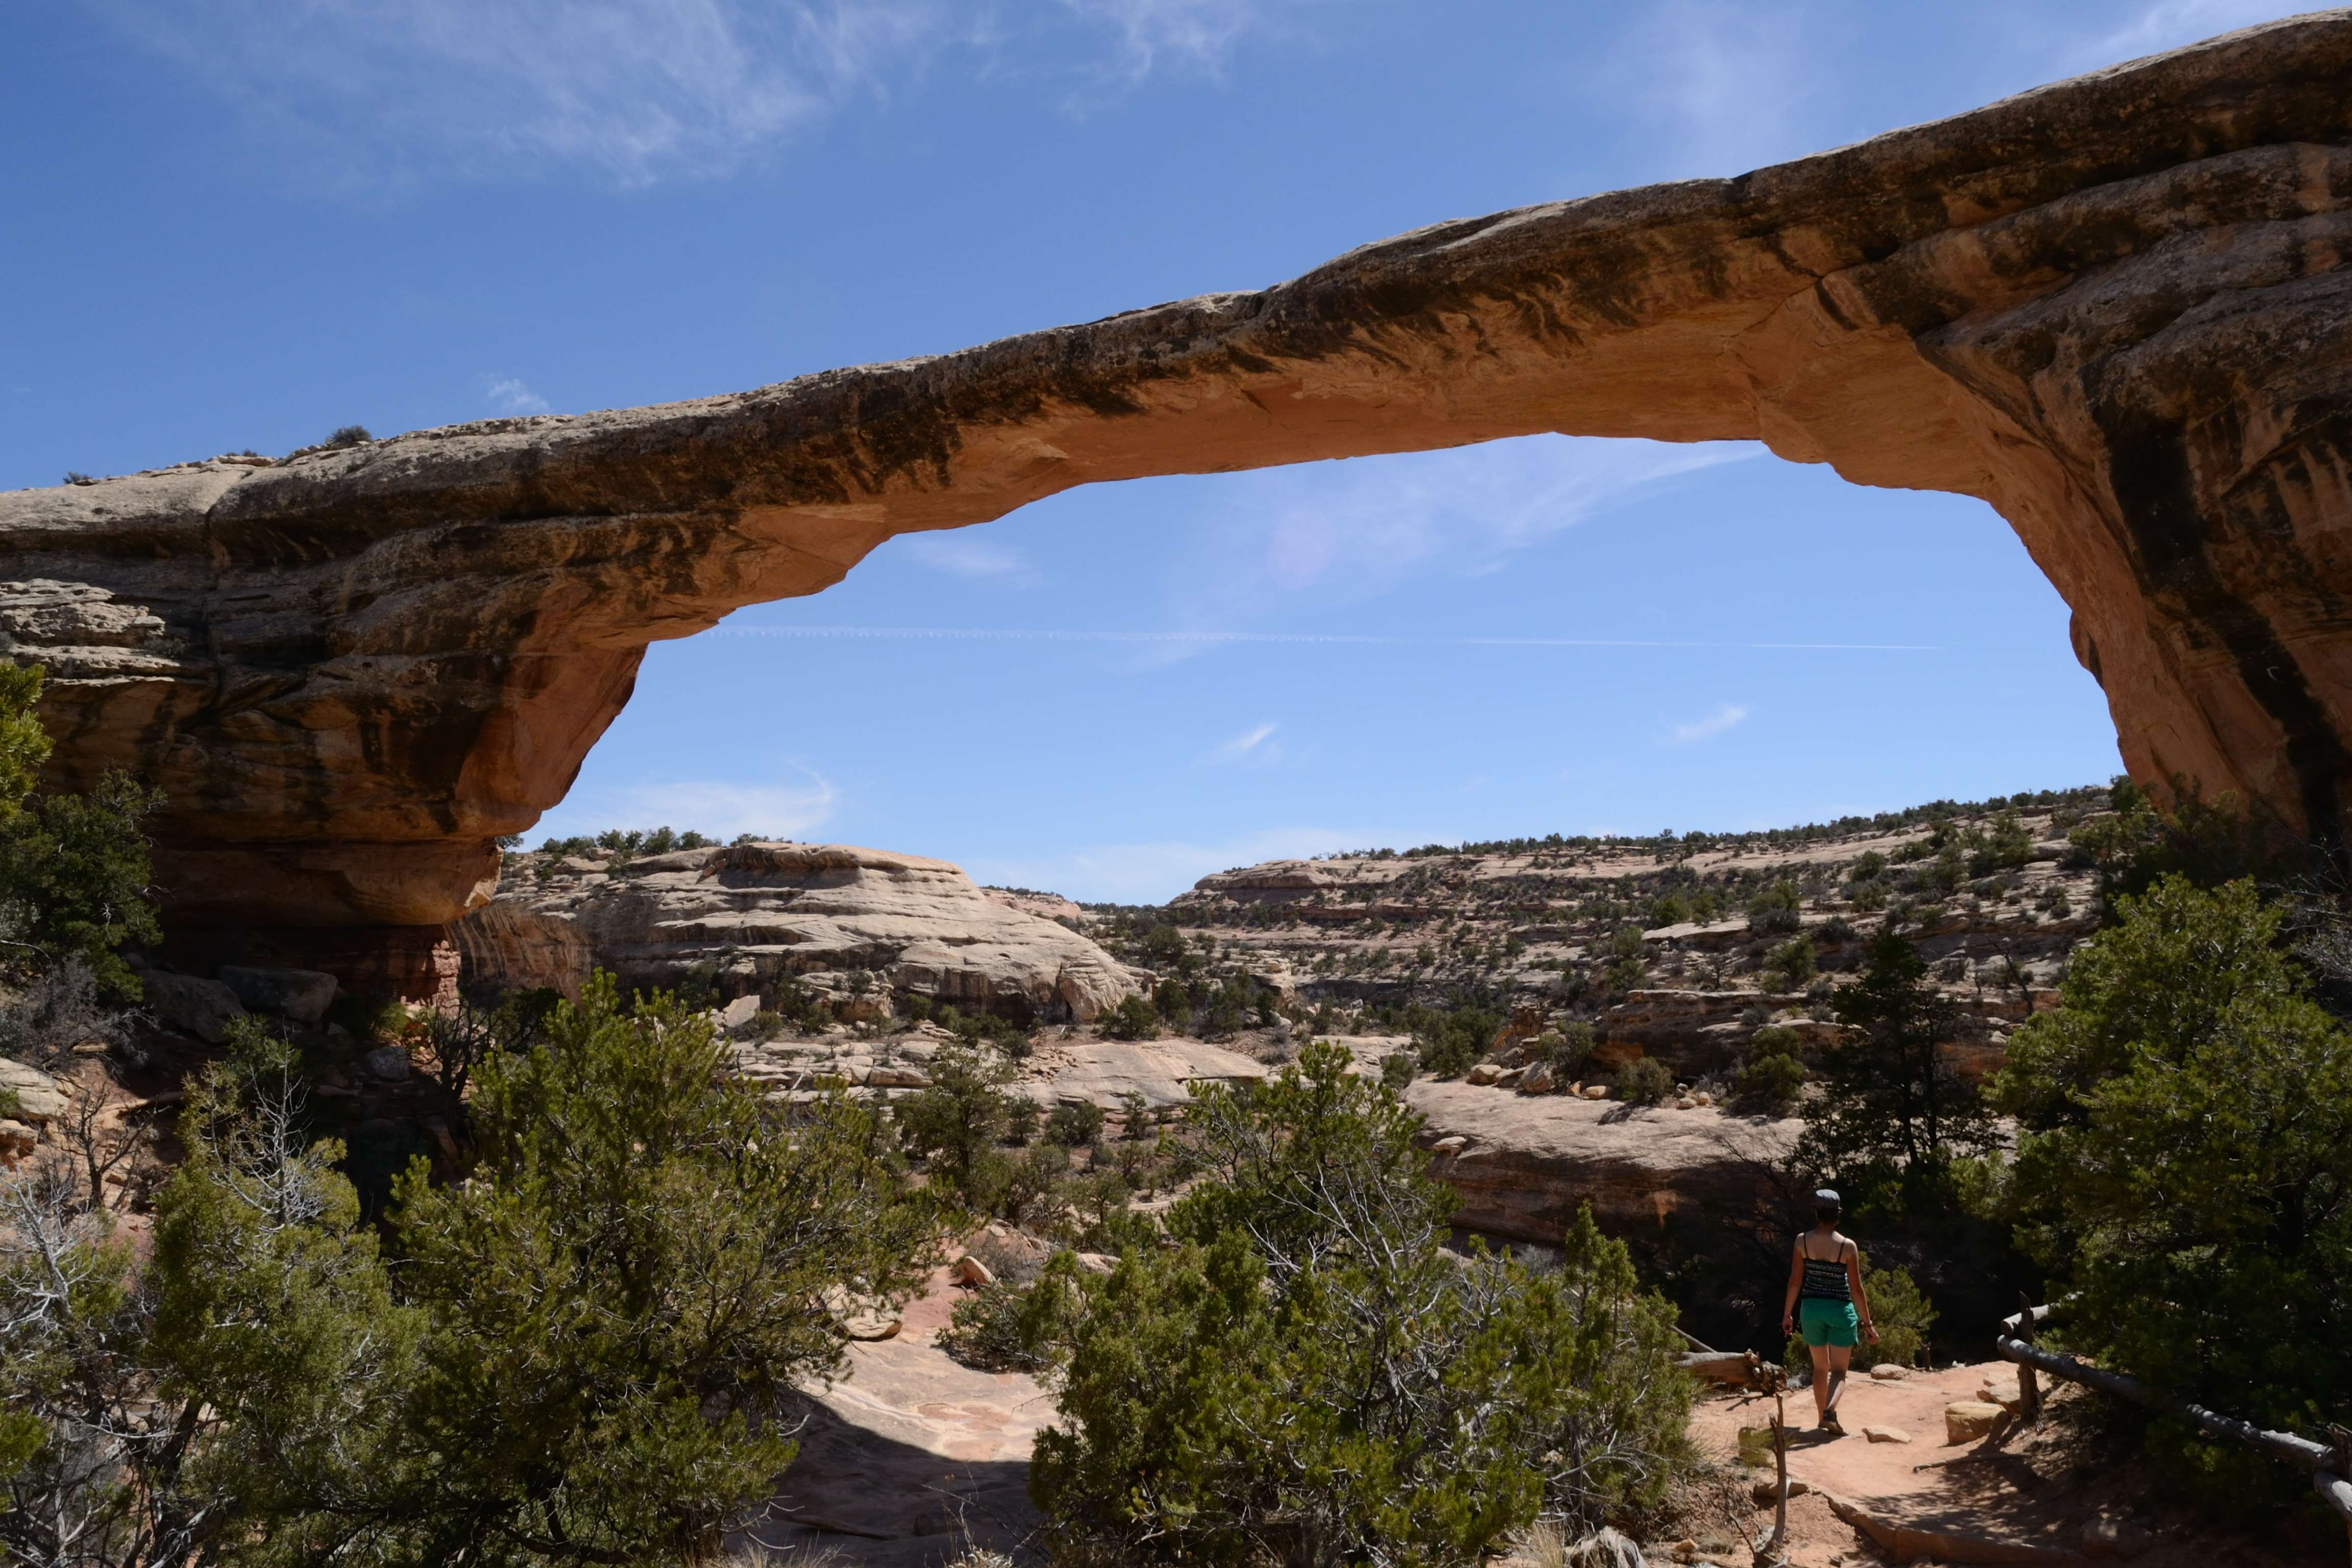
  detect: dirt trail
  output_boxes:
[1688,1362,2317,1568]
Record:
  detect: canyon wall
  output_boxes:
[6,15,2352,986]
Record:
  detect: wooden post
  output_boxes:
[2328,1428,2352,1568]
[1754,1362,1790,1568]
[2015,1292,2041,1421]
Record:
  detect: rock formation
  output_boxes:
[6,16,2352,988]
[1408,1079,1798,1244]
[460,842,1138,1023]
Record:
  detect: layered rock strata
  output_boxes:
[1407,1079,1800,1244]
[461,842,1138,1023]
[7,14,2352,959]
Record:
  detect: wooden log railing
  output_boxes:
[1994,1304,2352,1558]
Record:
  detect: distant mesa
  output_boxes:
[8,13,2352,991]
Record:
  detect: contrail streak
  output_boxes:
[713,625,1936,651]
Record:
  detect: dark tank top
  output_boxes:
[1800,1236,1852,1302]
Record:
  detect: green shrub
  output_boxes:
[1410,1004,1501,1078]
[1967,810,2033,875]
[1747,880,1802,936]
[1855,1261,1934,1369]
[6,973,935,1568]
[1991,876,2352,1498]
[1022,1044,1693,1562]
[1380,1050,1417,1093]
[1099,993,1156,1040]
[1800,931,1992,1202]
[1047,1099,1105,1148]
[1613,1057,1675,1106]
[895,1042,1017,1206]
[1762,935,1815,991]
[1731,1052,1805,1117]
[938,1281,1045,1373]
[1533,1021,1597,1079]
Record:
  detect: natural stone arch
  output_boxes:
[6,12,2352,978]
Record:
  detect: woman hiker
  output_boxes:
[1780,1188,1877,1435]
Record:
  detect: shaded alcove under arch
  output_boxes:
[3,10,2351,994]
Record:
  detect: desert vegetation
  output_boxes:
[9,634,2349,1561]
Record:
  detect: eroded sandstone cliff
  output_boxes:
[6,15,2352,986]
[462,842,1138,1023]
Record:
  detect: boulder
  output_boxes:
[1517,1062,1556,1095]
[953,1254,996,1287]
[1868,1363,1910,1381]
[2082,1518,2154,1560]
[140,972,246,1044]
[216,965,338,1024]
[718,993,762,1033]
[0,1059,67,1125]
[1466,1063,1505,1086]
[362,1045,414,1083]
[1944,1401,2007,1444]
[0,1119,35,1163]
[1977,1371,2023,1411]
[1863,1425,1913,1444]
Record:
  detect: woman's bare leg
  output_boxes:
[1822,1343,1853,1419]
[1808,1343,1832,1420]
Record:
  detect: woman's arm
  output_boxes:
[1845,1243,1879,1343]
[1782,1241,1803,1334]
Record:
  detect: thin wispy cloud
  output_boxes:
[485,376,549,415]
[1212,721,1280,763]
[895,533,1040,582]
[92,0,1331,185]
[2080,0,2303,63]
[1665,703,1748,746]
[1145,435,1766,654]
[533,768,838,842]
[1060,0,1300,84]
[1606,1,1821,180]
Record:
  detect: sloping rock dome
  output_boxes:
[460,843,1138,1023]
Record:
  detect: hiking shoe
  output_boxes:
[1820,1412,1845,1436]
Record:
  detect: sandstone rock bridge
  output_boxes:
[6,14,2352,992]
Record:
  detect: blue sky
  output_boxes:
[2,0,2299,900]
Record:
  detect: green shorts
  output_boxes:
[1800,1298,1859,1348]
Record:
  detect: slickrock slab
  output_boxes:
[1020,1037,1270,1109]
[748,1267,1050,1566]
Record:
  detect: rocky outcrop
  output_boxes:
[1407,1079,1799,1244]
[1599,989,1822,1074]
[449,900,593,998]
[8,14,2352,962]
[465,843,1137,1022]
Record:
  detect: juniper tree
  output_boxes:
[1022,1043,1692,1568]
